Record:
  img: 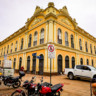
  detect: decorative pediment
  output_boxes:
[61,18,73,27]
[30,18,43,27]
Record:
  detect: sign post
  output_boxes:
[48,44,55,84]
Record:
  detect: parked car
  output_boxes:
[64,65,96,80]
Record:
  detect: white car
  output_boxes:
[64,65,96,80]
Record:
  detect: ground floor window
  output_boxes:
[32,56,36,74]
[27,56,30,72]
[72,57,75,68]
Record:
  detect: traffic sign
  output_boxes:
[48,44,55,58]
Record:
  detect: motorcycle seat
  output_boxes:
[51,84,62,92]
[11,76,19,80]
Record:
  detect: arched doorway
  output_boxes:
[65,56,69,68]
[72,57,75,68]
[80,58,83,65]
[39,54,44,75]
[13,58,16,69]
[57,55,62,74]
[27,56,30,72]
[32,56,36,74]
[19,57,22,70]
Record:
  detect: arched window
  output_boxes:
[21,38,24,50]
[79,39,82,50]
[87,59,89,65]
[4,47,6,55]
[57,28,62,44]
[11,43,13,53]
[92,60,94,66]
[39,54,44,75]
[71,35,74,48]
[27,56,30,72]
[33,31,38,46]
[7,45,9,54]
[13,58,16,69]
[40,28,44,44]
[28,34,32,47]
[80,58,83,65]
[57,55,62,74]
[90,44,92,54]
[19,57,22,70]
[65,56,69,68]
[0,60,1,65]
[72,57,75,68]
[15,41,18,51]
[94,46,96,54]
[65,32,69,46]
[85,42,88,52]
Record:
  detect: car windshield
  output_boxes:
[88,66,96,70]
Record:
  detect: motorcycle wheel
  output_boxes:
[12,80,21,88]
[54,91,60,96]
[11,91,24,96]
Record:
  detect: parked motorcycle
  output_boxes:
[11,76,37,96]
[0,71,25,88]
[37,77,64,96]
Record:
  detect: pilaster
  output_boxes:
[54,21,56,43]
[45,22,48,43]
[24,32,28,49]
[48,20,53,42]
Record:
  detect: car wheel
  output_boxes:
[69,73,74,80]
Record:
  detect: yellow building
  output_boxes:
[0,2,96,75]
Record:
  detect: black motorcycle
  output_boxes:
[0,71,25,88]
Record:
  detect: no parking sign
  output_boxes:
[48,44,55,58]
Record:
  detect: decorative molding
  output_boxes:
[61,18,72,27]
[31,18,43,27]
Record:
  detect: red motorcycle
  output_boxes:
[11,76,37,96]
[37,77,64,96]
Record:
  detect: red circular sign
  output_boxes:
[48,45,54,52]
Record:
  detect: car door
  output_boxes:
[74,65,83,76]
[81,66,92,78]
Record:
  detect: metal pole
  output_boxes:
[50,58,51,84]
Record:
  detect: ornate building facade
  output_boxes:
[0,2,96,75]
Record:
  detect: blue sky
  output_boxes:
[0,0,96,41]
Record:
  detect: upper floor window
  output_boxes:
[79,39,82,50]
[0,60,1,65]
[21,38,24,50]
[90,44,92,54]
[65,32,69,46]
[85,42,88,52]
[7,45,9,54]
[2,48,3,55]
[4,47,6,55]
[15,41,18,51]
[33,31,38,46]
[71,34,74,48]
[57,28,62,44]
[28,34,32,47]
[40,28,44,44]
[11,43,13,53]
[94,46,96,54]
